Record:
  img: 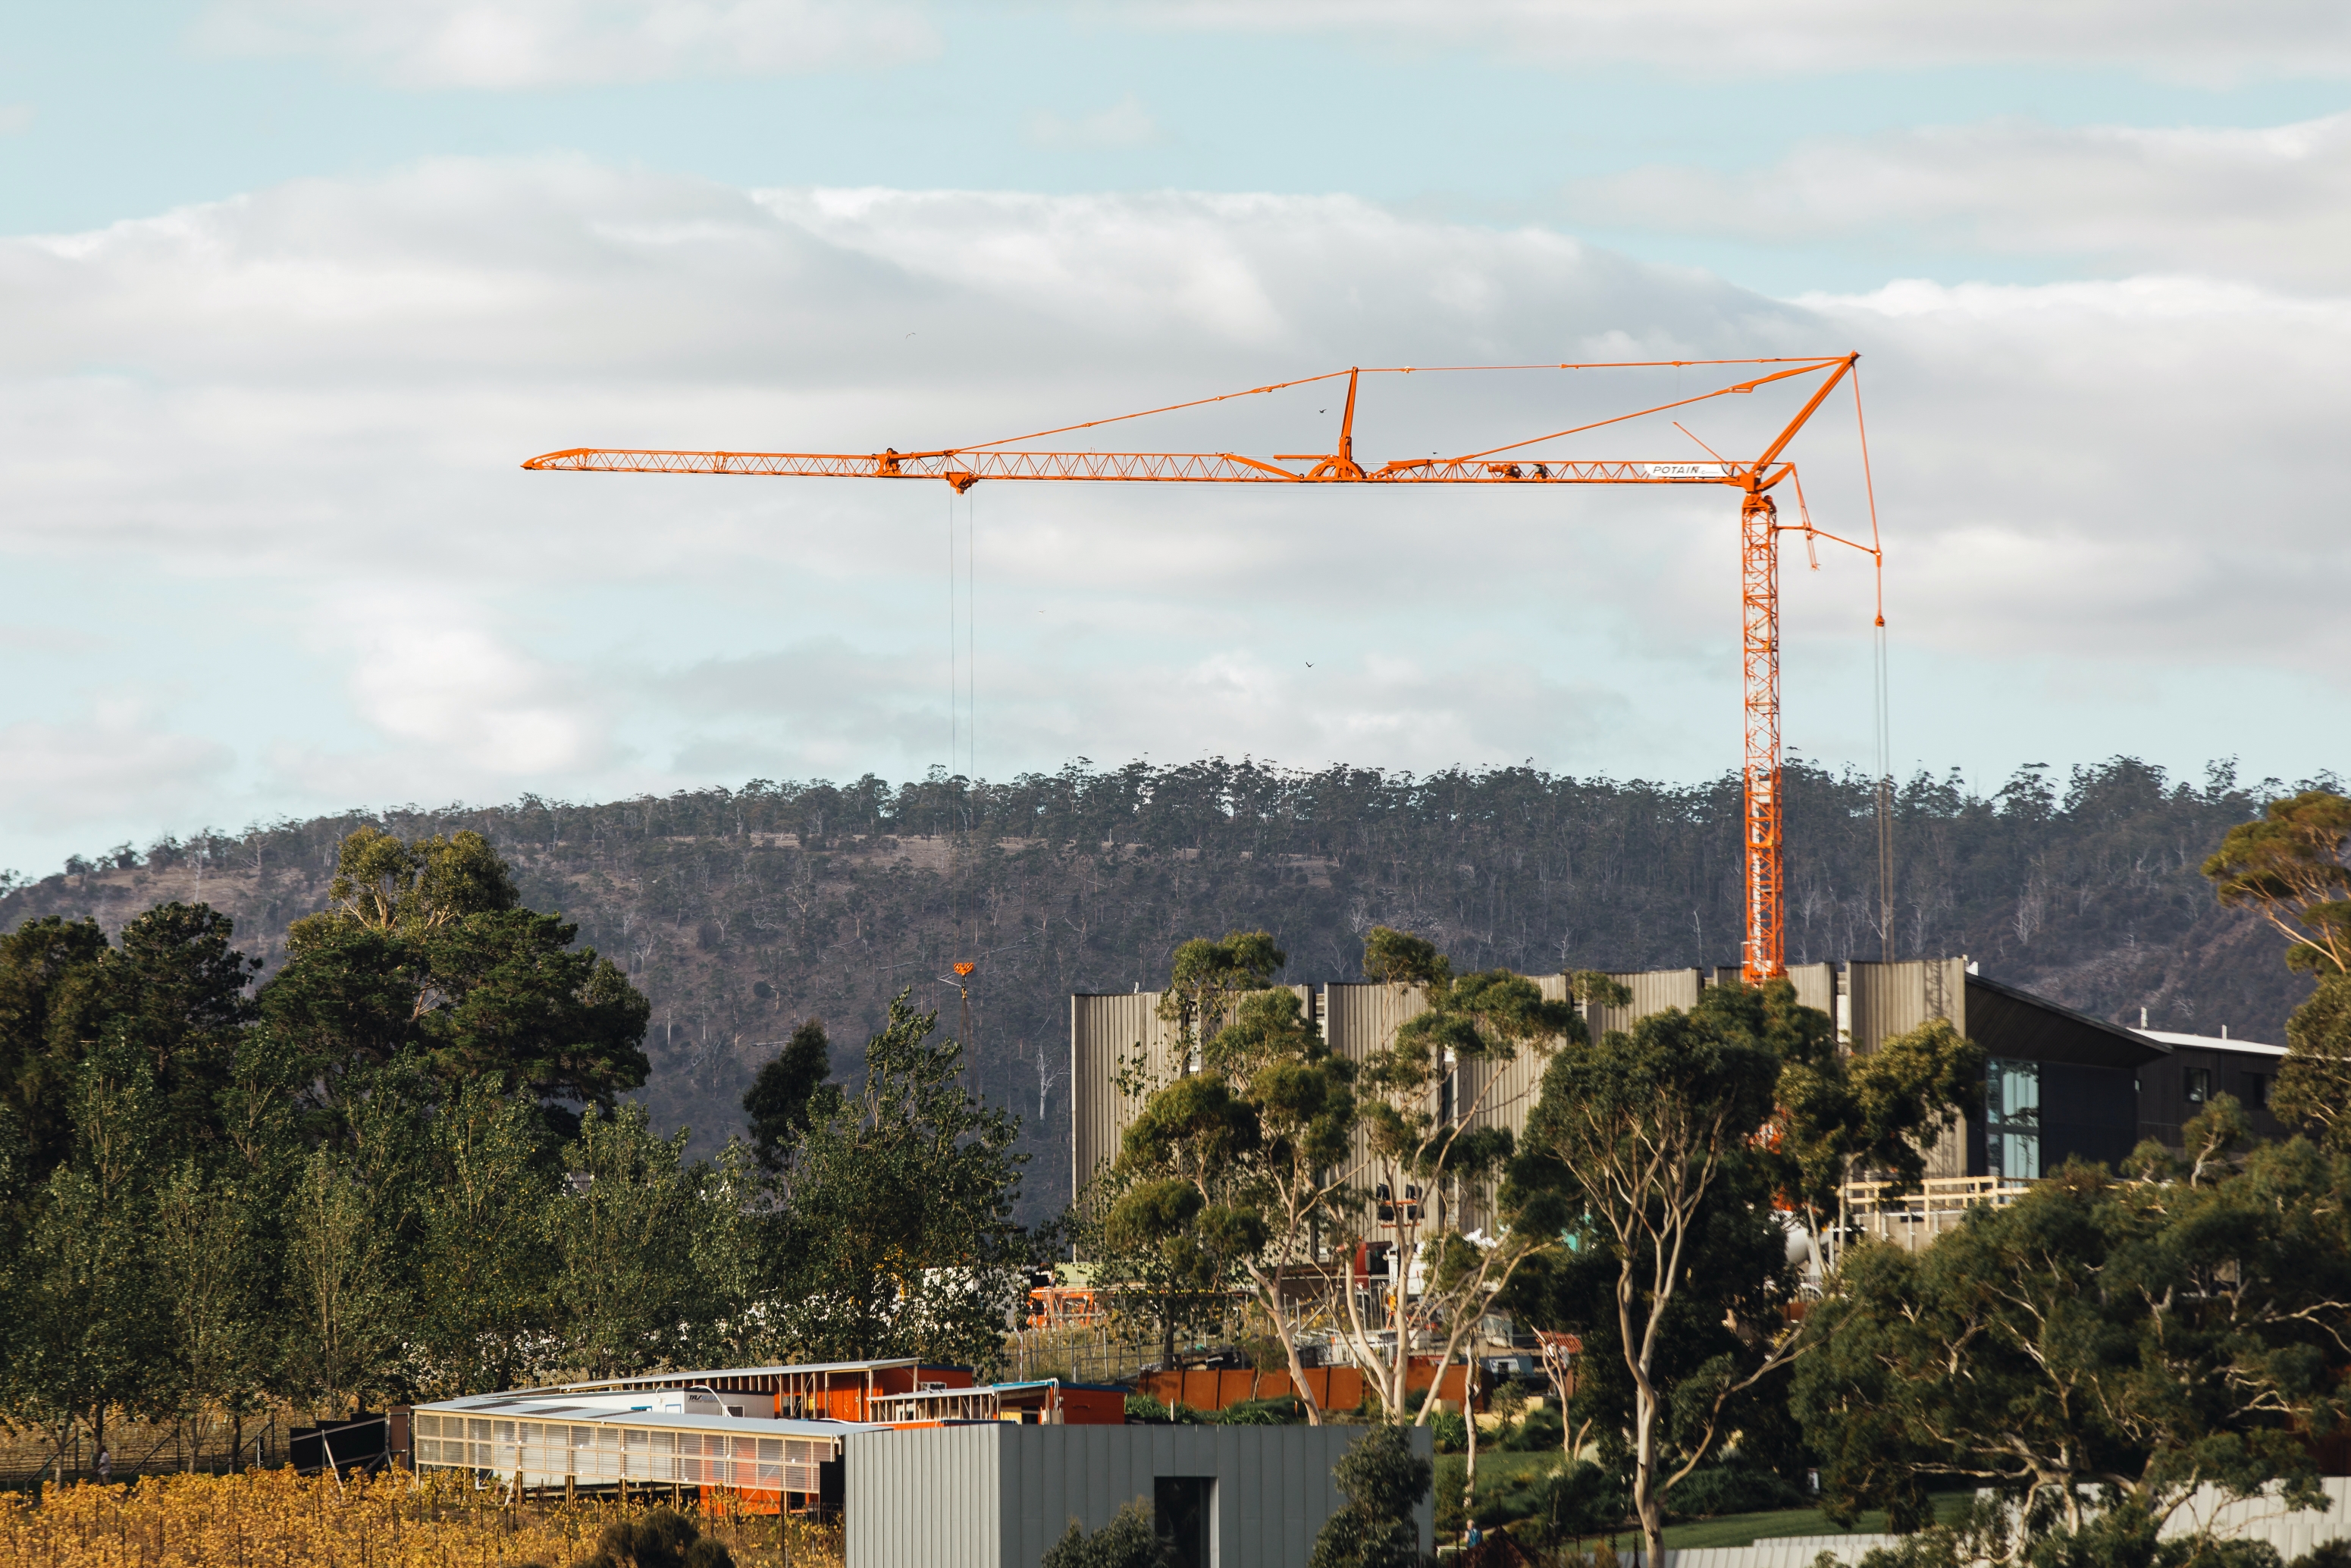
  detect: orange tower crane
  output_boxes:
[523,356,1883,983]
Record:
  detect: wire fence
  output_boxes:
[1003,1325,1158,1388]
[0,1408,312,1491]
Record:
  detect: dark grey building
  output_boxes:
[1071,957,2297,1198]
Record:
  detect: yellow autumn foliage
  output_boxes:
[0,1469,843,1568]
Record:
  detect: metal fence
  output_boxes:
[1002,1325,1155,1387]
[0,1408,305,1488]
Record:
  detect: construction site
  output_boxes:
[1059,955,2289,1406]
[484,356,2333,1558]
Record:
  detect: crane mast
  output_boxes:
[524,355,1879,983]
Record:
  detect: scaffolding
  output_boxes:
[1835,1175,2031,1258]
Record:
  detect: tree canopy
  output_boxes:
[1795,1102,2351,1563]
[260,828,650,1129]
[2207,789,2351,1150]
[1505,977,1981,1568]
[0,830,1047,1458]
[1309,1424,1433,1568]
[1105,983,1357,1416]
[761,992,1031,1371]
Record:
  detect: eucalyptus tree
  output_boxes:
[1156,930,1287,1067]
[1105,985,1359,1419]
[259,827,650,1132]
[1333,927,1581,1426]
[2205,789,2351,1146]
[1796,1100,2351,1567]
[1509,980,1814,1568]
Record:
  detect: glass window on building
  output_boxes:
[2184,1067,2212,1105]
[1986,1058,2040,1183]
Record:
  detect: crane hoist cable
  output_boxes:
[523,356,1886,983]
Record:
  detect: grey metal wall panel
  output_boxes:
[856,1423,1432,1568]
[1847,959,1971,1178]
[1077,966,1753,1240]
[1585,968,1701,1040]
[1784,963,1836,1019]
[1846,959,1967,1055]
[1070,990,1183,1208]
[1073,985,1316,1209]
[847,1424,1005,1568]
[1319,982,1431,1065]
[1321,981,1435,1190]
[1459,971,1569,1145]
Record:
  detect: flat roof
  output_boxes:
[2135,1028,2286,1057]
[531,1359,929,1393]
[414,1393,874,1440]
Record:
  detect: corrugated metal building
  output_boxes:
[844,1422,1432,1568]
[1070,958,2291,1196]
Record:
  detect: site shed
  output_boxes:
[844,1422,1430,1568]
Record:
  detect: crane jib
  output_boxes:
[519,450,1755,485]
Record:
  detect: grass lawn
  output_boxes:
[1434,1454,1973,1548]
[1434,1451,1562,1514]
[1660,1492,1976,1550]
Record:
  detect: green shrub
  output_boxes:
[1501,1405,1565,1452]
[1309,1425,1432,1568]
[1042,1499,1169,1568]
[570,1506,734,1568]
[1476,1460,1627,1544]
[1215,1394,1306,1425]
[1663,1465,1804,1520]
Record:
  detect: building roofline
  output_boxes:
[531,1359,928,1393]
[1966,970,2171,1059]
[2134,1028,2286,1056]
[412,1397,873,1439]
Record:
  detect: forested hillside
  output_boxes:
[0,754,2327,1218]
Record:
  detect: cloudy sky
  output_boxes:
[3,2,2347,874]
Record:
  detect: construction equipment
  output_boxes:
[523,356,1882,982]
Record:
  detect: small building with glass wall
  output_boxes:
[399,1359,1127,1516]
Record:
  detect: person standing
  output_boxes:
[94,1446,111,1485]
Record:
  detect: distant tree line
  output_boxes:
[0,829,1033,1472]
[0,753,2331,1221]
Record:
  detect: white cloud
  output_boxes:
[342,613,611,773]
[198,0,936,87]
[1025,92,1164,150]
[1118,0,2351,80]
[0,697,235,836]
[1800,273,2351,670]
[1,158,2346,870]
[1572,113,2351,293]
[0,105,33,134]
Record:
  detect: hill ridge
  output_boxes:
[0,754,2327,1219]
